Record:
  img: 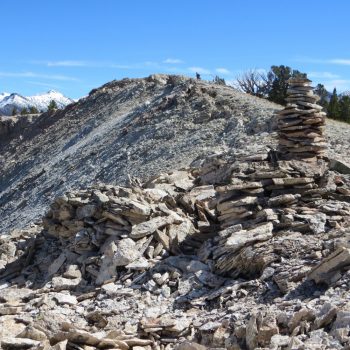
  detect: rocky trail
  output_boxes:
[1,77,350,349]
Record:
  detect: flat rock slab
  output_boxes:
[308,247,350,284]
[1,338,41,349]
[52,292,78,306]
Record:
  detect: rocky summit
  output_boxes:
[1,75,350,349]
[1,75,349,237]
[0,74,281,236]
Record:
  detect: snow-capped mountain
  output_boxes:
[340,91,350,97]
[0,90,74,116]
[0,92,10,100]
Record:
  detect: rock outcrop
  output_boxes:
[2,74,350,238]
[0,75,281,236]
[1,77,350,349]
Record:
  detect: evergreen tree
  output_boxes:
[48,100,58,112]
[267,65,306,105]
[314,84,329,109]
[21,107,29,115]
[339,95,350,123]
[11,107,17,116]
[213,75,226,85]
[327,88,340,119]
[29,106,39,114]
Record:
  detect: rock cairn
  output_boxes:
[2,152,350,349]
[39,148,350,288]
[277,77,327,160]
[43,170,217,286]
[195,152,350,280]
[2,78,350,349]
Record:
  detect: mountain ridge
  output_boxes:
[0,74,280,234]
[1,74,350,236]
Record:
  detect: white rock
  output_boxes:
[53,293,78,305]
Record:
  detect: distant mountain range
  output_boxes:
[0,90,74,116]
[340,91,350,97]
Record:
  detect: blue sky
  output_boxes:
[1,0,350,99]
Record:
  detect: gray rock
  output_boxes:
[76,204,97,219]
[52,293,78,305]
[114,238,140,266]
[1,338,41,349]
[51,276,81,290]
[308,247,350,284]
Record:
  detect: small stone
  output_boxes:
[52,340,68,350]
[153,272,169,285]
[17,326,47,341]
[53,292,78,305]
[114,238,140,266]
[1,338,40,349]
[63,264,82,279]
[51,276,81,291]
[314,303,337,329]
[126,257,149,270]
[130,215,180,239]
[246,313,258,350]
[269,334,290,350]
[92,190,110,204]
[288,308,315,332]
[161,285,171,297]
[186,260,210,273]
[143,280,158,292]
[0,306,22,315]
[102,282,121,295]
[308,247,350,284]
[76,204,97,219]
[47,252,66,276]
[195,270,226,288]
[175,342,207,350]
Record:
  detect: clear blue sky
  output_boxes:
[1,0,349,99]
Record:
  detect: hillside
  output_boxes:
[0,75,280,235]
[1,75,350,349]
[0,74,349,236]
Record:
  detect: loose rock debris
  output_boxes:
[1,79,350,349]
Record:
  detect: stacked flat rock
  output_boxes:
[41,151,350,284]
[42,170,217,286]
[2,151,350,349]
[195,152,350,277]
[277,77,327,160]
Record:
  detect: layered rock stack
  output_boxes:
[42,170,218,286]
[277,77,327,161]
[3,77,350,349]
[2,151,350,349]
[196,152,350,278]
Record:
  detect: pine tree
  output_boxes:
[21,108,29,115]
[267,65,306,105]
[314,84,329,109]
[48,100,58,112]
[213,75,226,85]
[327,88,340,119]
[339,95,350,123]
[29,106,39,114]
